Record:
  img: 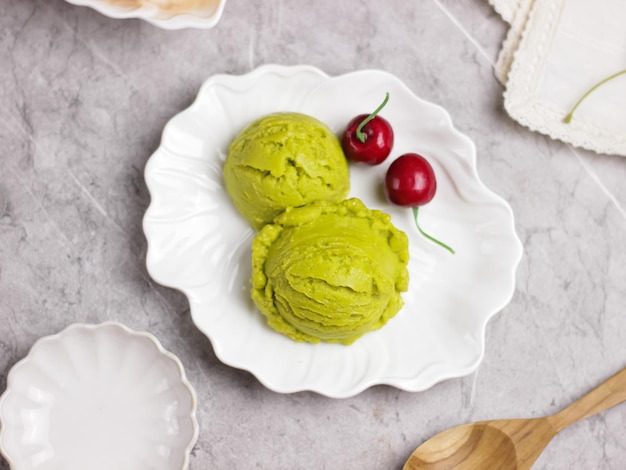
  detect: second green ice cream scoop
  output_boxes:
[251,198,410,345]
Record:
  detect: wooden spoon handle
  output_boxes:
[549,366,626,432]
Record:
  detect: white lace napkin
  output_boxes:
[490,0,626,157]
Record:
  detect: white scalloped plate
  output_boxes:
[0,322,199,469]
[65,0,227,30]
[143,65,523,398]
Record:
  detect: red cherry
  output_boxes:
[385,153,454,254]
[385,153,437,207]
[342,114,394,165]
[341,92,393,165]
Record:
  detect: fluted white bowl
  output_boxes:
[0,322,198,470]
[65,0,227,30]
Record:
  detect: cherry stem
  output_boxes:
[412,207,455,255]
[564,69,626,124]
[356,92,390,143]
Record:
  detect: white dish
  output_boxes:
[0,322,198,469]
[143,64,523,398]
[65,0,227,30]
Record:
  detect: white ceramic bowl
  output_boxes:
[65,0,227,30]
[0,322,199,470]
[143,64,523,398]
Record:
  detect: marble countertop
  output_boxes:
[1,0,625,469]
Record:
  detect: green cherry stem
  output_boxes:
[564,69,626,124]
[356,92,390,143]
[412,207,455,255]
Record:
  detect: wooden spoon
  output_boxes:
[404,366,626,470]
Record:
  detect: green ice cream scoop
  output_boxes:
[251,198,410,345]
[224,112,350,230]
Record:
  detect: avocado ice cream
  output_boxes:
[251,198,410,345]
[224,112,350,230]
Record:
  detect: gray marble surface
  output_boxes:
[1,0,625,469]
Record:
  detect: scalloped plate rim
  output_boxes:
[143,64,523,398]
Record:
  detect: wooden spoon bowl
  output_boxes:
[404,366,626,470]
